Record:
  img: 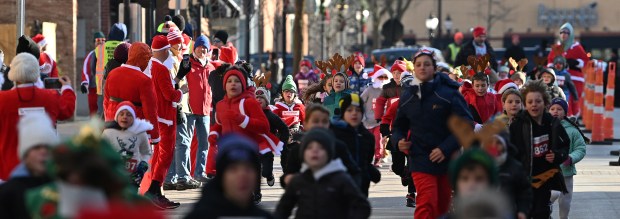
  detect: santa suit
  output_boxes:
[547,42,589,116]
[103,64,161,143]
[39,52,59,79]
[0,84,75,180]
[273,100,305,131]
[208,70,284,175]
[150,58,183,182]
[81,50,98,114]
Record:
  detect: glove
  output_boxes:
[80,84,88,94]
[231,111,247,125]
[566,58,580,70]
[376,119,382,124]
[175,58,191,80]
[380,123,391,137]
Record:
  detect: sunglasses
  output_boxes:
[559,31,570,35]
[213,38,222,43]
[377,75,389,79]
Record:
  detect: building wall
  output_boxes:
[372,0,620,47]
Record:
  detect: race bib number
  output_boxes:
[282,110,300,124]
[125,158,138,172]
[533,134,549,157]
[18,107,45,116]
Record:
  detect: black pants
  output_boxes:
[531,187,551,219]
[391,149,416,194]
[260,153,274,178]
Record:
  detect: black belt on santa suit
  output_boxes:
[109,96,142,107]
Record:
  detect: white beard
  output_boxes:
[372,80,384,88]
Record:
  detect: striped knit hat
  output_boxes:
[167,29,183,46]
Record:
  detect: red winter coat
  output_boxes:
[461,82,501,124]
[374,80,400,120]
[273,101,305,128]
[104,64,160,143]
[381,98,399,127]
[210,91,284,154]
[151,59,182,126]
[186,56,215,116]
[547,42,589,83]
[39,52,58,78]
[0,84,76,180]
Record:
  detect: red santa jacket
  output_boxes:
[81,50,95,88]
[186,56,215,116]
[0,84,76,180]
[461,82,501,124]
[151,58,182,126]
[381,98,399,127]
[210,91,284,155]
[273,100,305,128]
[374,80,400,120]
[39,52,59,78]
[547,42,589,82]
[103,64,160,143]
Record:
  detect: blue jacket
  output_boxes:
[392,73,473,175]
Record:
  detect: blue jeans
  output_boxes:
[165,113,210,183]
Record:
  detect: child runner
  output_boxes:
[548,98,588,219]
[510,71,527,89]
[361,65,392,167]
[331,93,380,197]
[482,133,532,219]
[274,128,371,219]
[539,68,567,100]
[461,72,502,124]
[502,89,524,126]
[509,80,570,219]
[323,72,351,118]
[552,56,579,115]
[274,75,306,138]
[294,59,319,96]
[302,73,332,104]
[101,101,153,190]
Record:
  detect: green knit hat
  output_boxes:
[94,32,105,40]
[449,148,499,193]
[282,75,297,93]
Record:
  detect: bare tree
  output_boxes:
[370,0,415,50]
[470,0,515,36]
[292,0,305,75]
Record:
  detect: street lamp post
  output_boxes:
[362,9,369,54]
[444,14,453,37]
[425,14,439,48]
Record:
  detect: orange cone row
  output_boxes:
[592,61,605,143]
[604,62,616,141]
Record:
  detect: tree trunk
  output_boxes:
[370,1,381,50]
[292,0,305,76]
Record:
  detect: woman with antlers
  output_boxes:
[392,49,474,219]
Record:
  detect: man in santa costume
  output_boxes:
[31,34,59,80]
[0,53,76,180]
[81,32,106,115]
[145,35,188,209]
[361,65,392,168]
[547,22,589,117]
[103,42,160,145]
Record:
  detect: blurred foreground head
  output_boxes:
[453,189,511,219]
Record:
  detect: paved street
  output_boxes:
[57,112,620,219]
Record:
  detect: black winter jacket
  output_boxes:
[275,160,371,219]
[0,175,52,219]
[207,64,230,113]
[509,111,569,193]
[330,121,381,188]
[184,180,274,219]
[455,40,498,70]
[498,157,533,216]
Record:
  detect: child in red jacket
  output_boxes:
[461,73,501,125]
[273,75,306,138]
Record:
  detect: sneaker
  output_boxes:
[266,175,275,187]
[146,192,181,210]
[162,183,176,191]
[374,159,383,168]
[253,192,262,205]
[406,193,416,208]
[176,179,202,191]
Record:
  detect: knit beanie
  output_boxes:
[113,42,131,64]
[18,112,59,159]
[332,72,350,90]
[300,128,335,161]
[255,87,271,104]
[300,59,312,68]
[551,98,568,113]
[338,93,364,119]
[216,134,260,177]
[391,60,407,72]
[510,71,526,83]
[9,53,40,83]
[281,75,297,93]
[449,148,499,193]
[108,23,128,41]
[159,15,178,34]
[223,68,247,92]
[151,35,170,52]
[167,30,183,46]
[171,15,186,32]
[16,35,40,59]
[194,35,210,51]
[93,32,106,40]
[454,32,464,42]
[473,26,487,38]
[214,30,229,44]
[126,42,152,70]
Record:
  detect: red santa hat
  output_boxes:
[367,64,392,81]
[114,101,137,121]
[151,35,170,51]
[300,59,312,68]
[494,78,518,94]
[391,60,407,72]
[167,30,183,46]
[18,112,59,159]
[32,34,47,48]
[473,26,486,38]
[219,46,237,64]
